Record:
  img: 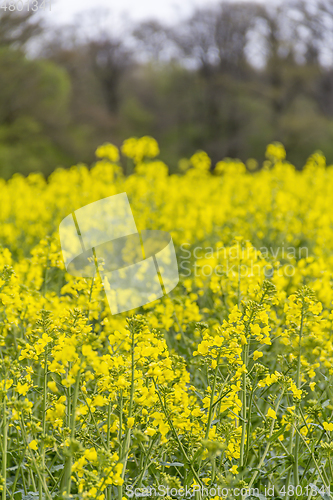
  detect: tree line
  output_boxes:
[1,0,333,177]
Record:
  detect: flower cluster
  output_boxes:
[0,138,333,499]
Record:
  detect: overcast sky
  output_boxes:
[49,0,263,27]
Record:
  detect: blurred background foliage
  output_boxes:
[2,0,333,177]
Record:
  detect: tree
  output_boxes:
[0,8,42,48]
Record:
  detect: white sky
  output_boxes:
[48,0,263,27]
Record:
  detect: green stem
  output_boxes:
[118,323,136,499]
[205,350,222,440]
[248,390,284,489]
[40,347,48,500]
[154,380,203,488]
[9,446,26,500]
[329,456,333,482]
[293,423,328,488]
[135,435,158,488]
[244,377,257,465]
[240,343,249,471]
[2,396,7,500]
[196,350,223,477]
[81,391,107,449]
[107,401,112,500]
[294,300,305,487]
[107,401,112,449]
[239,294,266,471]
[19,418,52,500]
[63,370,81,496]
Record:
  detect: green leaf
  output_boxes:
[160,461,184,467]
[267,424,287,442]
